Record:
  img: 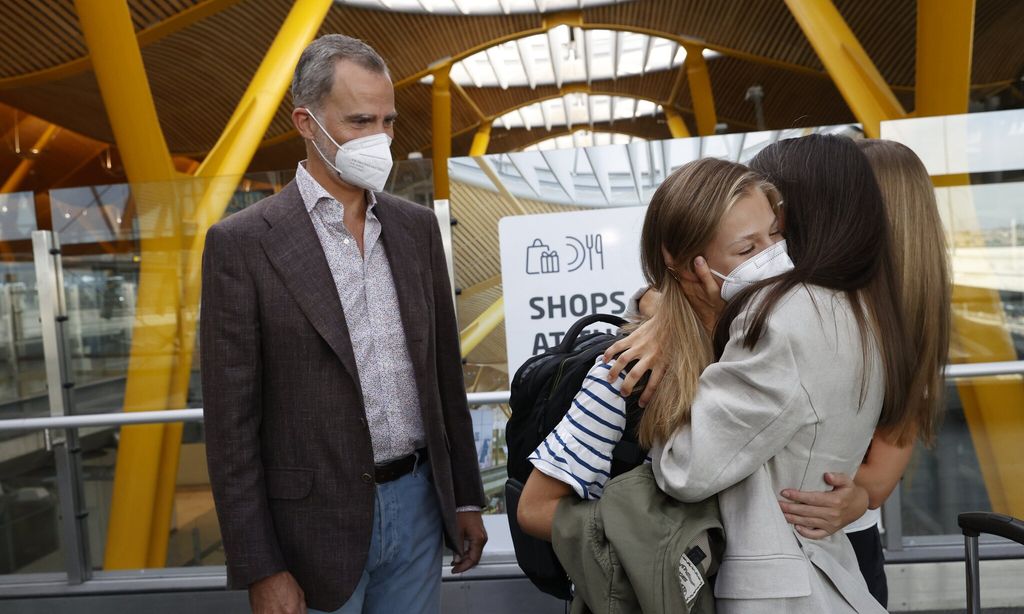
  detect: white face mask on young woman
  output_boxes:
[303,109,393,192]
[710,239,794,302]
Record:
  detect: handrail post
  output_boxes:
[31,230,92,584]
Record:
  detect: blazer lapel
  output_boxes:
[260,183,362,396]
[375,196,429,367]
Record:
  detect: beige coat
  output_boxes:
[654,284,888,614]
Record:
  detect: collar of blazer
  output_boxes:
[258,182,429,395]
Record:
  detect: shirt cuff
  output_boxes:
[625,286,649,320]
[456,506,482,513]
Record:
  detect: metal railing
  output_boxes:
[0,361,1021,433]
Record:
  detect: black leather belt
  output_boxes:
[374,449,427,484]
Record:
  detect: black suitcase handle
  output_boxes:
[958,511,1024,543]
[556,313,627,353]
[958,511,1024,613]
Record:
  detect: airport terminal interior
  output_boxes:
[0,0,1023,612]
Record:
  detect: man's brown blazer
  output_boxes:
[200,181,485,611]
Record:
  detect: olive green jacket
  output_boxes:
[552,465,724,614]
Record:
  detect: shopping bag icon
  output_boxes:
[525,239,560,275]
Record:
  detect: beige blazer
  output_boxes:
[653,284,887,614]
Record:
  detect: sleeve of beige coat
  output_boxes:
[652,303,814,503]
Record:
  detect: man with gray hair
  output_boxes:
[201,34,487,614]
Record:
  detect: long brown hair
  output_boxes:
[638,157,779,448]
[858,139,950,446]
[720,134,916,435]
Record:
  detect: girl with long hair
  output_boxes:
[517,156,785,538]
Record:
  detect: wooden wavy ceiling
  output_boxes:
[0,0,1022,177]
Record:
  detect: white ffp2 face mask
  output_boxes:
[710,240,794,302]
[304,109,393,192]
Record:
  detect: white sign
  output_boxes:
[499,206,647,374]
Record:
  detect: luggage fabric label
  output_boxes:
[677,551,705,606]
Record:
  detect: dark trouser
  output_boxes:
[847,524,888,608]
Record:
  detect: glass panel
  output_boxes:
[0,191,44,416]
[899,379,1010,539]
[881,108,1024,176]
[0,193,65,575]
[0,448,64,573]
[883,109,1024,543]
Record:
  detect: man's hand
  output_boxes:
[451,511,488,573]
[249,571,306,614]
[779,473,870,539]
[681,256,725,334]
[601,315,664,406]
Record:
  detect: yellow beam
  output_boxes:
[153,0,334,567]
[916,0,975,116]
[432,62,453,200]
[460,296,505,357]
[0,0,243,91]
[1,124,60,193]
[469,122,492,156]
[684,46,717,136]
[75,0,182,570]
[451,80,486,122]
[663,108,690,139]
[785,0,905,137]
[460,274,502,299]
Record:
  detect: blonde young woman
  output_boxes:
[517,157,786,539]
[608,139,950,609]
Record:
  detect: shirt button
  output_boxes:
[361,473,373,484]
[343,238,350,245]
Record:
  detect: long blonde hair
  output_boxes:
[858,139,951,447]
[637,158,778,448]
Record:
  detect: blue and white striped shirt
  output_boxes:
[528,358,651,500]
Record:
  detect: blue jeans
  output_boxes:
[310,460,443,614]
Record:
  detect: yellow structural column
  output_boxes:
[785,0,905,137]
[432,62,453,200]
[663,108,691,139]
[1,124,60,193]
[684,46,717,136]
[469,122,492,157]
[916,0,976,116]
[150,0,334,567]
[460,297,505,357]
[75,0,182,569]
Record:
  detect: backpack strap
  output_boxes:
[611,439,647,466]
[556,313,628,353]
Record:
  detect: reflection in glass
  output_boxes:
[0,450,64,573]
[0,191,37,242]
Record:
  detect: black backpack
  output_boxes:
[504,313,649,600]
